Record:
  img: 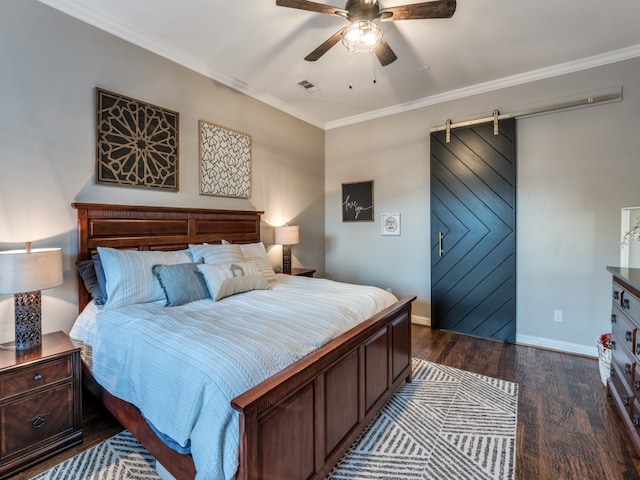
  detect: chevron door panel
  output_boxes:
[430,119,516,342]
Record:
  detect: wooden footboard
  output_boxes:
[81,296,414,480]
[232,295,415,480]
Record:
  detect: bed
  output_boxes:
[71,202,416,480]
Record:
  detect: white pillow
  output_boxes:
[98,247,192,309]
[197,261,269,301]
[222,240,276,283]
[188,243,244,265]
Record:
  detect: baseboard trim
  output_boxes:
[409,320,598,358]
[411,315,598,358]
[516,333,598,358]
[411,315,431,326]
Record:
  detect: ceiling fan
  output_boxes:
[275,0,456,66]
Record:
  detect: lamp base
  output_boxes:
[282,244,292,275]
[14,291,42,351]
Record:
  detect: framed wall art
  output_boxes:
[342,180,374,222]
[95,88,179,190]
[381,213,401,236]
[199,120,252,199]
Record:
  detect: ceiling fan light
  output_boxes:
[342,20,382,54]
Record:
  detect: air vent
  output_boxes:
[297,79,320,93]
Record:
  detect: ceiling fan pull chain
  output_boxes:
[349,54,354,90]
[372,54,377,84]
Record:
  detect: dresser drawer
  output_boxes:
[611,331,638,389]
[613,281,640,329]
[0,356,72,401]
[612,304,638,356]
[0,383,74,460]
[611,361,635,417]
[633,403,640,431]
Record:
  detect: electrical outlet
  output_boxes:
[554,309,563,323]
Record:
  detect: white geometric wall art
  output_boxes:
[199,120,251,198]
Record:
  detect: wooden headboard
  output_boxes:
[72,203,264,311]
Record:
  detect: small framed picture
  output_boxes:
[381,213,401,236]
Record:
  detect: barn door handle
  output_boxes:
[438,232,444,257]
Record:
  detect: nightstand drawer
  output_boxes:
[0,356,72,400]
[1,383,74,459]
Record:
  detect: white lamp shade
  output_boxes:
[274,225,300,246]
[0,248,63,294]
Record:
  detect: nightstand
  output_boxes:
[0,331,82,478]
[290,268,316,278]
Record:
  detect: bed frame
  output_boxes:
[72,202,415,480]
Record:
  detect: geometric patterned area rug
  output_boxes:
[32,358,517,480]
[326,358,518,480]
[30,431,157,480]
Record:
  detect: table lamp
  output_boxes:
[0,243,63,350]
[274,225,299,274]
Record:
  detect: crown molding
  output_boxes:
[325,43,640,130]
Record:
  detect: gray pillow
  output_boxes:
[92,254,108,302]
[75,259,107,305]
[152,262,210,307]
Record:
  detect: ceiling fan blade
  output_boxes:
[374,38,397,66]
[276,0,348,18]
[379,0,456,21]
[305,27,347,61]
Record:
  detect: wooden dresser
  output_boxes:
[607,266,640,453]
[0,331,83,478]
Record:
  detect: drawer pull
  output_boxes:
[623,396,631,407]
[627,331,633,342]
[614,291,620,301]
[636,344,640,356]
[611,340,617,350]
[635,415,640,427]
[635,380,640,391]
[33,374,43,382]
[624,299,631,310]
[612,314,617,323]
[625,363,632,375]
[611,367,616,378]
[27,413,49,429]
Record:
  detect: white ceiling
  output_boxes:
[39,0,640,129]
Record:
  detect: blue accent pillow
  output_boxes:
[152,262,210,307]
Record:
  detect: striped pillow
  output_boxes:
[188,243,244,265]
[222,240,276,283]
[98,247,192,309]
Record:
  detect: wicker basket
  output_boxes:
[597,333,612,387]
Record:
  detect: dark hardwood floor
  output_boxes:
[413,326,640,480]
[9,325,640,479]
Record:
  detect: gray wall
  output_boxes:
[326,58,640,355]
[2,1,637,356]
[0,0,325,341]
